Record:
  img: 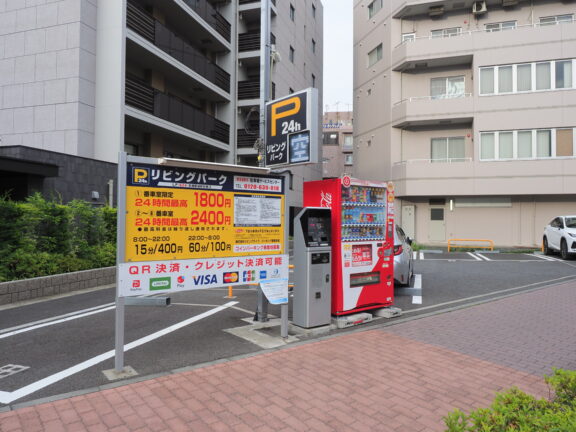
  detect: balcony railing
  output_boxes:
[395,18,576,48]
[239,31,260,52]
[238,80,260,99]
[125,75,230,145]
[180,0,231,41]
[127,2,230,92]
[394,158,473,165]
[393,93,472,106]
[237,129,259,147]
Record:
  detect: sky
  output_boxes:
[322,0,353,113]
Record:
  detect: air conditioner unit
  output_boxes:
[472,0,487,14]
[428,5,445,16]
[501,0,518,6]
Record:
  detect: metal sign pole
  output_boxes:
[114,151,128,372]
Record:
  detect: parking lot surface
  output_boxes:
[0,252,575,407]
[2,277,574,431]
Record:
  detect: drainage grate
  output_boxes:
[0,364,30,380]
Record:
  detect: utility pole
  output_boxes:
[258,0,271,168]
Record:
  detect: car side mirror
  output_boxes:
[406,237,413,245]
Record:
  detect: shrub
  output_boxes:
[0,195,117,281]
[444,368,576,432]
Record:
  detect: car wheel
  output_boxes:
[543,237,552,255]
[560,239,570,260]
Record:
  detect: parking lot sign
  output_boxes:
[265,88,319,167]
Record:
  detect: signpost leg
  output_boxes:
[280,303,288,338]
[256,288,269,322]
[114,296,125,372]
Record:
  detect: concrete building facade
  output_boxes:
[0,0,323,210]
[322,110,354,178]
[354,0,576,247]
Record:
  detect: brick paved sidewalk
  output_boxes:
[1,281,573,432]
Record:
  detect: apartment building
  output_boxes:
[0,0,323,211]
[354,0,576,247]
[322,111,354,178]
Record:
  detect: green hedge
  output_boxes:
[0,194,117,282]
[444,368,576,431]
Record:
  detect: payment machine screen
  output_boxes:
[307,217,330,246]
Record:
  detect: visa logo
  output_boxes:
[193,274,217,285]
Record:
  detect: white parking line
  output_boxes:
[0,301,238,405]
[532,253,556,261]
[467,252,483,261]
[0,305,116,340]
[475,253,491,261]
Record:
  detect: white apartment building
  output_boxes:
[0,0,323,213]
[354,0,576,247]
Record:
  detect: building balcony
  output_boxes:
[391,158,576,197]
[239,31,260,52]
[180,0,231,42]
[127,2,230,93]
[125,75,229,146]
[392,19,576,72]
[239,0,277,19]
[391,94,474,129]
[238,80,260,100]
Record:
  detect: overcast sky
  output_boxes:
[322,0,353,113]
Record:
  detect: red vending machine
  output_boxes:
[303,177,395,315]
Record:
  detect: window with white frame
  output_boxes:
[402,33,415,42]
[431,27,461,38]
[539,14,573,26]
[485,21,516,32]
[368,0,383,18]
[430,76,465,99]
[344,154,354,165]
[343,134,353,150]
[367,44,382,67]
[480,128,576,160]
[479,59,575,95]
[431,137,465,162]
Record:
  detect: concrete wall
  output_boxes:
[0,0,98,158]
[0,266,114,306]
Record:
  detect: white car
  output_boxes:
[543,215,576,260]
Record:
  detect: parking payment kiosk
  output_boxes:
[293,208,332,328]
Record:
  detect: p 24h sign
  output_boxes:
[265,87,319,167]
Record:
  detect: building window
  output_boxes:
[479,59,575,95]
[289,87,294,94]
[485,21,516,32]
[430,137,465,162]
[431,27,461,38]
[539,14,573,26]
[367,43,382,67]
[289,46,295,63]
[271,82,276,99]
[480,128,575,161]
[312,39,316,53]
[312,74,316,87]
[402,33,415,42]
[290,4,295,21]
[368,0,383,18]
[312,3,316,18]
[323,133,338,145]
[430,76,465,99]
[343,134,353,151]
[344,154,354,165]
[556,60,573,89]
[270,33,276,45]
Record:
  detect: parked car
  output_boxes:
[394,225,414,286]
[543,215,576,260]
